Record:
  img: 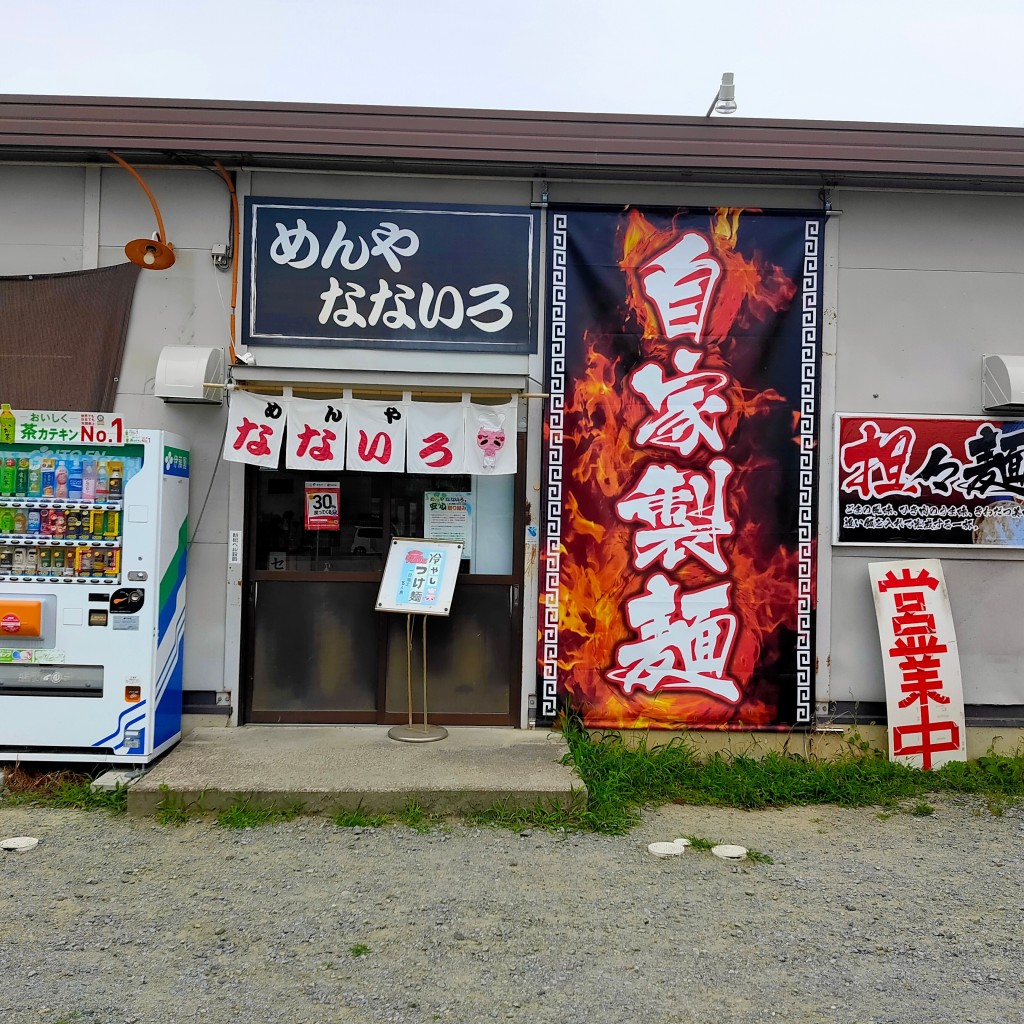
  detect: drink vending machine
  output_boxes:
[0,407,189,763]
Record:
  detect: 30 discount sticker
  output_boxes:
[304,482,341,531]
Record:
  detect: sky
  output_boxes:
[3,0,1023,127]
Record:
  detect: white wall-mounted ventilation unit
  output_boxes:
[982,354,1024,415]
[154,346,226,404]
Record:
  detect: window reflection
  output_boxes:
[253,468,513,575]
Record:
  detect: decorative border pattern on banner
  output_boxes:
[795,219,820,725]
[541,213,568,719]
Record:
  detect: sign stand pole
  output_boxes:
[388,613,448,743]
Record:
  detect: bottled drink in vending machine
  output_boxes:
[41,456,55,497]
[27,454,42,498]
[68,455,83,502]
[27,510,41,534]
[0,456,15,496]
[108,460,123,499]
[16,457,29,497]
[88,509,106,540]
[12,510,27,534]
[82,457,97,502]
[95,460,109,502]
[55,458,69,499]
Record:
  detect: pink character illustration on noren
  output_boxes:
[475,412,506,472]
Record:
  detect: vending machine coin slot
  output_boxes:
[110,588,145,614]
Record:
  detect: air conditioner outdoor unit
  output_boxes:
[981,354,1024,415]
[154,346,226,404]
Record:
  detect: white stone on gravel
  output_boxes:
[647,841,685,857]
[1,836,39,852]
[712,843,748,861]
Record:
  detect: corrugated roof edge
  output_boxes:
[2,94,1023,190]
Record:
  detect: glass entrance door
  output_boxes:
[242,455,523,725]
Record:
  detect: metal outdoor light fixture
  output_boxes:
[706,73,737,117]
[107,151,176,270]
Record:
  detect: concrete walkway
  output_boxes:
[127,725,581,816]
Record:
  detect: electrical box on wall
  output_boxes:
[154,346,225,404]
[982,354,1024,414]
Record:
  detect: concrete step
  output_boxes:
[127,725,582,817]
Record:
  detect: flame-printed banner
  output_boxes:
[836,414,1024,546]
[539,207,825,729]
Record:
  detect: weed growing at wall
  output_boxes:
[0,764,127,814]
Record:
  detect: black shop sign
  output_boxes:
[243,198,538,353]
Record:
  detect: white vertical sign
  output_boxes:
[869,559,967,770]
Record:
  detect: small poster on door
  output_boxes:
[304,481,341,531]
[377,538,463,617]
[424,491,473,557]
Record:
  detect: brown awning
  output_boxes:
[0,263,140,411]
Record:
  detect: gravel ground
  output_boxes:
[1,797,1022,1024]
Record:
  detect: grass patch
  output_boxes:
[556,711,1024,832]
[216,797,305,829]
[467,791,593,833]
[684,834,714,851]
[1,764,127,814]
[349,943,371,957]
[398,800,441,833]
[332,807,390,828]
[154,784,203,826]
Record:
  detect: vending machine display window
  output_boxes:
[0,442,143,585]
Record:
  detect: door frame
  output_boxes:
[239,433,525,725]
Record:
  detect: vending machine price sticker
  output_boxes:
[0,648,65,663]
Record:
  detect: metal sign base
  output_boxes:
[388,724,449,743]
[389,613,448,744]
